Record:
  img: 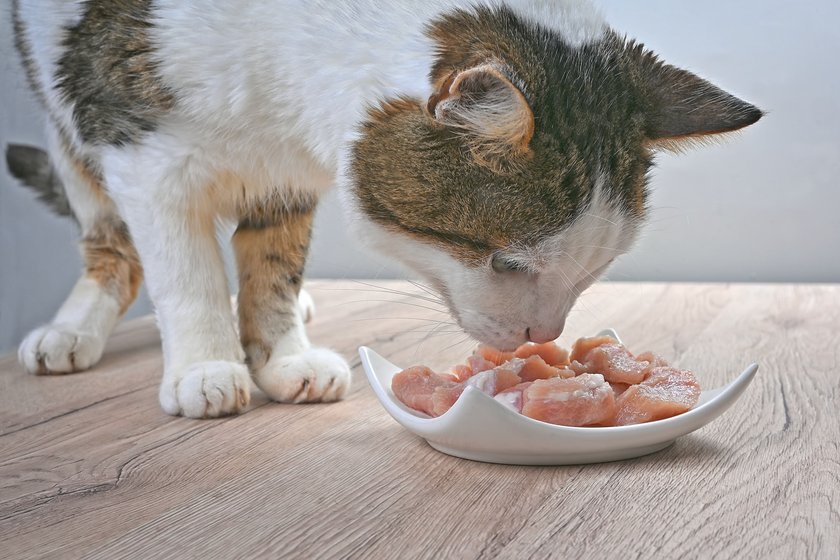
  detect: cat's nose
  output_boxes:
[525,324,563,344]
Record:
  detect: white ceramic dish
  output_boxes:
[359,329,758,465]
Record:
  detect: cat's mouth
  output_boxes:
[450,309,529,352]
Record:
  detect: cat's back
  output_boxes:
[13,0,608,162]
[13,0,435,157]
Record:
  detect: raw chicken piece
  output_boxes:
[466,365,523,396]
[636,351,669,369]
[430,384,466,416]
[521,373,617,426]
[392,366,460,417]
[570,335,618,363]
[448,364,474,382]
[571,343,650,384]
[513,342,570,367]
[467,354,497,376]
[494,382,532,413]
[519,355,574,382]
[391,336,699,426]
[614,367,701,425]
[610,382,631,397]
[475,345,515,366]
[415,362,524,417]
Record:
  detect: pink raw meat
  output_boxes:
[513,342,570,367]
[571,343,650,384]
[392,366,459,417]
[521,373,617,426]
[614,366,701,425]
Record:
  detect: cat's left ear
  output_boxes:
[427,64,534,165]
[641,56,763,147]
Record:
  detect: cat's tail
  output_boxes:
[5,143,74,219]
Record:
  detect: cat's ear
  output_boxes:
[641,56,763,148]
[427,64,534,164]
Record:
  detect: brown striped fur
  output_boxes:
[55,0,175,146]
[351,6,760,266]
[234,196,316,372]
[59,132,145,316]
[82,217,143,315]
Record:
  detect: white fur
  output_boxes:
[298,288,316,323]
[18,0,607,189]
[255,347,351,404]
[146,0,604,173]
[158,360,251,417]
[44,125,112,230]
[18,0,608,216]
[249,310,352,403]
[100,134,251,416]
[19,277,121,374]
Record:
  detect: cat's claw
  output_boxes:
[253,347,351,403]
[159,361,251,418]
[298,288,315,323]
[18,324,105,374]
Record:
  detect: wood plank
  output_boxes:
[0,282,837,559]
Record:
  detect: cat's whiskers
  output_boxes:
[333,298,448,316]
[578,211,619,226]
[406,279,438,296]
[559,250,605,287]
[412,321,468,361]
[436,333,476,355]
[319,282,445,306]
[556,252,604,321]
[576,244,627,254]
[346,316,456,325]
[350,279,446,305]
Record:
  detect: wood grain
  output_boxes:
[0,281,838,559]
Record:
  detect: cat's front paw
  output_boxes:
[253,348,351,403]
[159,361,251,418]
[18,324,106,374]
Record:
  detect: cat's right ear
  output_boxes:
[639,53,763,149]
[426,64,534,166]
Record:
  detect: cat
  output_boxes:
[6,0,761,418]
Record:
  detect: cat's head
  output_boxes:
[346,6,761,350]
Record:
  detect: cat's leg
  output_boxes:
[298,287,315,323]
[102,141,249,418]
[18,128,142,374]
[233,196,350,403]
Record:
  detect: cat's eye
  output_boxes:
[491,253,527,273]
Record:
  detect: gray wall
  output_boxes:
[2,1,839,353]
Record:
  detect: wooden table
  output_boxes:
[1,281,838,559]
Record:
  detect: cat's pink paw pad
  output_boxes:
[18,324,105,375]
[159,361,251,418]
[253,347,351,403]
